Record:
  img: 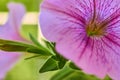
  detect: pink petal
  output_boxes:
[0,2,26,41]
[55,32,108,78]
[40,0,88,42]
[0,51,21,79]
[40,0,120,79]
[0,3,25,79]
[102,34,120,80]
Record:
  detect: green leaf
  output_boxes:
[50,67,74,80]
[39,56,59,73]
[42,39,56,55]
[42,39,55,50]
[104,75,112,80]
[0,39,33,52]
[26,47,51,55]
[39,54,67,73]
[0,39,51,56]
[51,66,100,80]
[69,62,80,70]
[25,55,41,60]
[29,34,53,55]
[52,55,67,69]
[64,71,99,80]
[0,44,28,52]
[29,33,43,48]
[0,39,34,48]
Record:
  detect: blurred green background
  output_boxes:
[0,0,42,11]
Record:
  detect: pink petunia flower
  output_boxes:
[40,0,120,80]
[0,3,25,79]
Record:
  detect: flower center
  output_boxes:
[86,22,106,37]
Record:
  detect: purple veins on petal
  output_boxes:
[0,3,26,79]
[40,0,120,79]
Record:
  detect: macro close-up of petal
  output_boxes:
[40,0,120,80]
[0,3,25,79]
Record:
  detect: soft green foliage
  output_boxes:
[0,0,42,11]
[21,25,38,41]
[50,66,100,80]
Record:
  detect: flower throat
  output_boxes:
[86,21,106,37]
